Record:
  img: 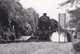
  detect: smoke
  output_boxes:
[50,32,67,42]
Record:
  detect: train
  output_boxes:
[34,13,58,41]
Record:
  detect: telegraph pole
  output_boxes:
[58,13,60,42]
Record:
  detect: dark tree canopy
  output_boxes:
[0,0,39,40]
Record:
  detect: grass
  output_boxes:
[0,42,74,54]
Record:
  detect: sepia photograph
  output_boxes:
[0,0,80,54]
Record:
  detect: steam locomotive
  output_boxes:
[34,13,58,41]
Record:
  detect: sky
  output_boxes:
[20,0,67,21]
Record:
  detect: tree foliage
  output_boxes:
[60,0,80,50]
[68,8,80,31]
[26,8,39,31]
[0,0,39,39]
[59,0,80,31]
[59,0,80,7]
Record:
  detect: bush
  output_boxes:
[73,41,80,53]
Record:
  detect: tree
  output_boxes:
[60,0,80,52]
[59,0,80,29]
[0,0,39,40]
[68,8,80,28]
[0,0,26,39]
[26,7,39,32]
[59,0,80,7]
